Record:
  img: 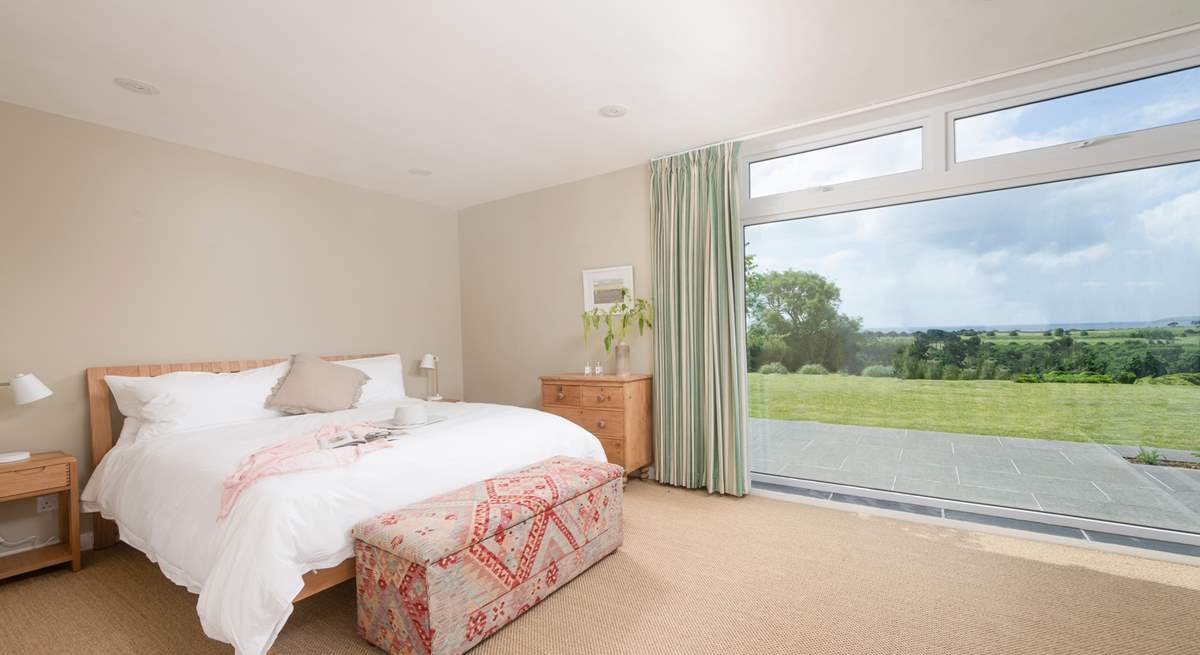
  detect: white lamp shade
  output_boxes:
[419,353,437,370]
[10,373,53,405]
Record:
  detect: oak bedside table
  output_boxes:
[540,374,653,477]
[0,451,81,580]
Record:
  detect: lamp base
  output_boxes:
[0,451,31,464]
[427,394,444,402]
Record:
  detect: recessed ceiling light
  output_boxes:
[113,77,159,95]
[408,168,433,177]
[598,104,629,118]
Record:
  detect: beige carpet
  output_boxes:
[2,480,1199,654]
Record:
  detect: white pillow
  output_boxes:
[337,354,407,406]
[116,418,142,446]
[105,361,289,441]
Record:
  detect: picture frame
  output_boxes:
[582,265,634,311]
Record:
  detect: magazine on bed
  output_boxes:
[317,416,448,449]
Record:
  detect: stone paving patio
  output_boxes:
[749,418,1200,534]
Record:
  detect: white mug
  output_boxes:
[393,403,428,426]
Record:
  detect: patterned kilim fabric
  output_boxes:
[650,142,750,495]
[353,457,624,655]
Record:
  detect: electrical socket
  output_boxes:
[36,495,58,513]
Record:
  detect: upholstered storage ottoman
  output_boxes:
[352,456,624,655]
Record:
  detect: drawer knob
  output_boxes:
[597,419,606,429]
[556,391,565,400]
[596,393,606,402]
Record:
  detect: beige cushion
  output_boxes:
[265,353,369,414]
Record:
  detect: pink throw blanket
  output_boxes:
[218,422,391,519]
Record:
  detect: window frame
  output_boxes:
[741,41,1200,226]
[738,34,1200,547]
[747,124,925,199]
[950,61,1200,163]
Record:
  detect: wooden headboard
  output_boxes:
[84,353,387,548]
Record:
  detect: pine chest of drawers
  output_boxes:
[539,374,653,476]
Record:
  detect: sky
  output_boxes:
[746,66,1200,330]
[746,159,1200,330]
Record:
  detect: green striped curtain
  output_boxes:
[650,143,749,496]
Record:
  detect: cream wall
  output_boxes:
[458,165,652,407]
[0,101,463,546]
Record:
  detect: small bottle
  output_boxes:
[584,362,593,375]
[594,361,604,376]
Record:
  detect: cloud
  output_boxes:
[746,160,1200,328]
[955,107,1065,160]
[1022,243,1111,270]
[1137,188,1200,247]
[750,129,920,197]
[954,66,1200,161]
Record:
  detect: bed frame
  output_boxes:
[85,353,387,602]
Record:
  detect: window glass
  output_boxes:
[749,128,922,198]
[956,66,1200,161]
[746,160,1200,535]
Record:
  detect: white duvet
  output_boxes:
[81,401,606,655]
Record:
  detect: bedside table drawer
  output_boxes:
[597,438,624,466]
[581,409,624,438]
[542,383,580,407]
[543,405,584,427]
[0,463,69,499]
[581,386,624,409]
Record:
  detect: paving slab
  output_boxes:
[749,418,1200,535]
[900,447,957,467]
[892,477,1042,510]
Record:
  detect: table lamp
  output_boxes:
[1,373,54,464]
[419,354,442,401]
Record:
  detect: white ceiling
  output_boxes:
[3,1,1200,210]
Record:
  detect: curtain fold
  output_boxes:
[650,143,749,496]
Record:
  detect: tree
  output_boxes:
[1125,351,1168,378]
[749,269,862,372]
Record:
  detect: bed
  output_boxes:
[81,354,606,655]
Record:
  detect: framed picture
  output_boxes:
[582,265,634,311]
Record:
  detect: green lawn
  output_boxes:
[748,373,1200,451]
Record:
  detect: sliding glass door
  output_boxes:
[745,160,1200,534]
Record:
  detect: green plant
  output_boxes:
[758,362,790,375]
[798,363,829,375]
[1143,373,1200,386]
[1134,447,1161,465]
[581,289,653,352]
[1041,371,1114,384]
[861,365,895,378]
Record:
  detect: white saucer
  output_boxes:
[0,451,31,464]
[373,416,447,430]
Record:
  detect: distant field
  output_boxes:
[865,326,1200,347]
[747,373,1200,451]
